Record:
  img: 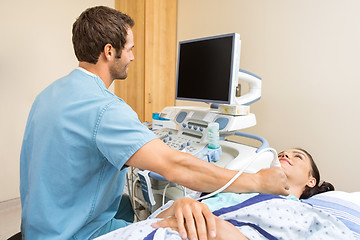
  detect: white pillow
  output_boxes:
[301,191,360,239]
[313,191,360,206]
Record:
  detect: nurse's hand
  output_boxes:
[152,197,216,240]
[255,167,290,196]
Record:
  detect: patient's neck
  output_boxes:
[288,186,303,199]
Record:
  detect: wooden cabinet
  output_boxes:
[115,0,177,122]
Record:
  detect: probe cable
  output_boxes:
[196,147,279,201]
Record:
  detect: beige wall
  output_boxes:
[177,0,360,192]
[1,0,359,203]
[0,0,114,202]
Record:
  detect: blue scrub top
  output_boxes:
[20,68,156,239]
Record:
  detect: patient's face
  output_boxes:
[278,149,315,193]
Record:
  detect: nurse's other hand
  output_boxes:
[152,197,216,240]
[255,167,290,196]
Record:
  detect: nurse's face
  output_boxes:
[110,28,135,80]
[278,149,316,192]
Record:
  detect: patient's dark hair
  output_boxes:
[72,6,134,64]
[296,148,335,199]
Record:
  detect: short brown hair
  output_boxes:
[72,6,134,64]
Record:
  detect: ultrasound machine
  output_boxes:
[127,33,280,220]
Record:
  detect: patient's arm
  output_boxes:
[214,217,248,240]
[154,215,248,240]
[153,197,248,240]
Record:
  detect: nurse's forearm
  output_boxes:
[126,139,288,195]
[163,151,289,196]
[162,151,256,193]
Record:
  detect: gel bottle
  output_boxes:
[207,122,220,149]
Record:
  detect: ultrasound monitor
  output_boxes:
[175,33,241,105]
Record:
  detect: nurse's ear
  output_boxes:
[103,43,115,61]
[306,177,316,188]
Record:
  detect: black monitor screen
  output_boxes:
[176,35,235,104]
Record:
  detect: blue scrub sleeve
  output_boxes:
[95,101,157,170]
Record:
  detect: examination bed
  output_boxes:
[95,190,360,240]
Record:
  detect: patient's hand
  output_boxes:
[153,197,216,240]
[153,214,248,240]
[255,167,290,196]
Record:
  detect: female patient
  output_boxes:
[153,148,335,240]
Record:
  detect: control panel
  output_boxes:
[153,128,206,156]
[151,105,256,164]
[153,125,222,165]
[160,106,256,134]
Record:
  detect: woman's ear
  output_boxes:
[306,177,316,188]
